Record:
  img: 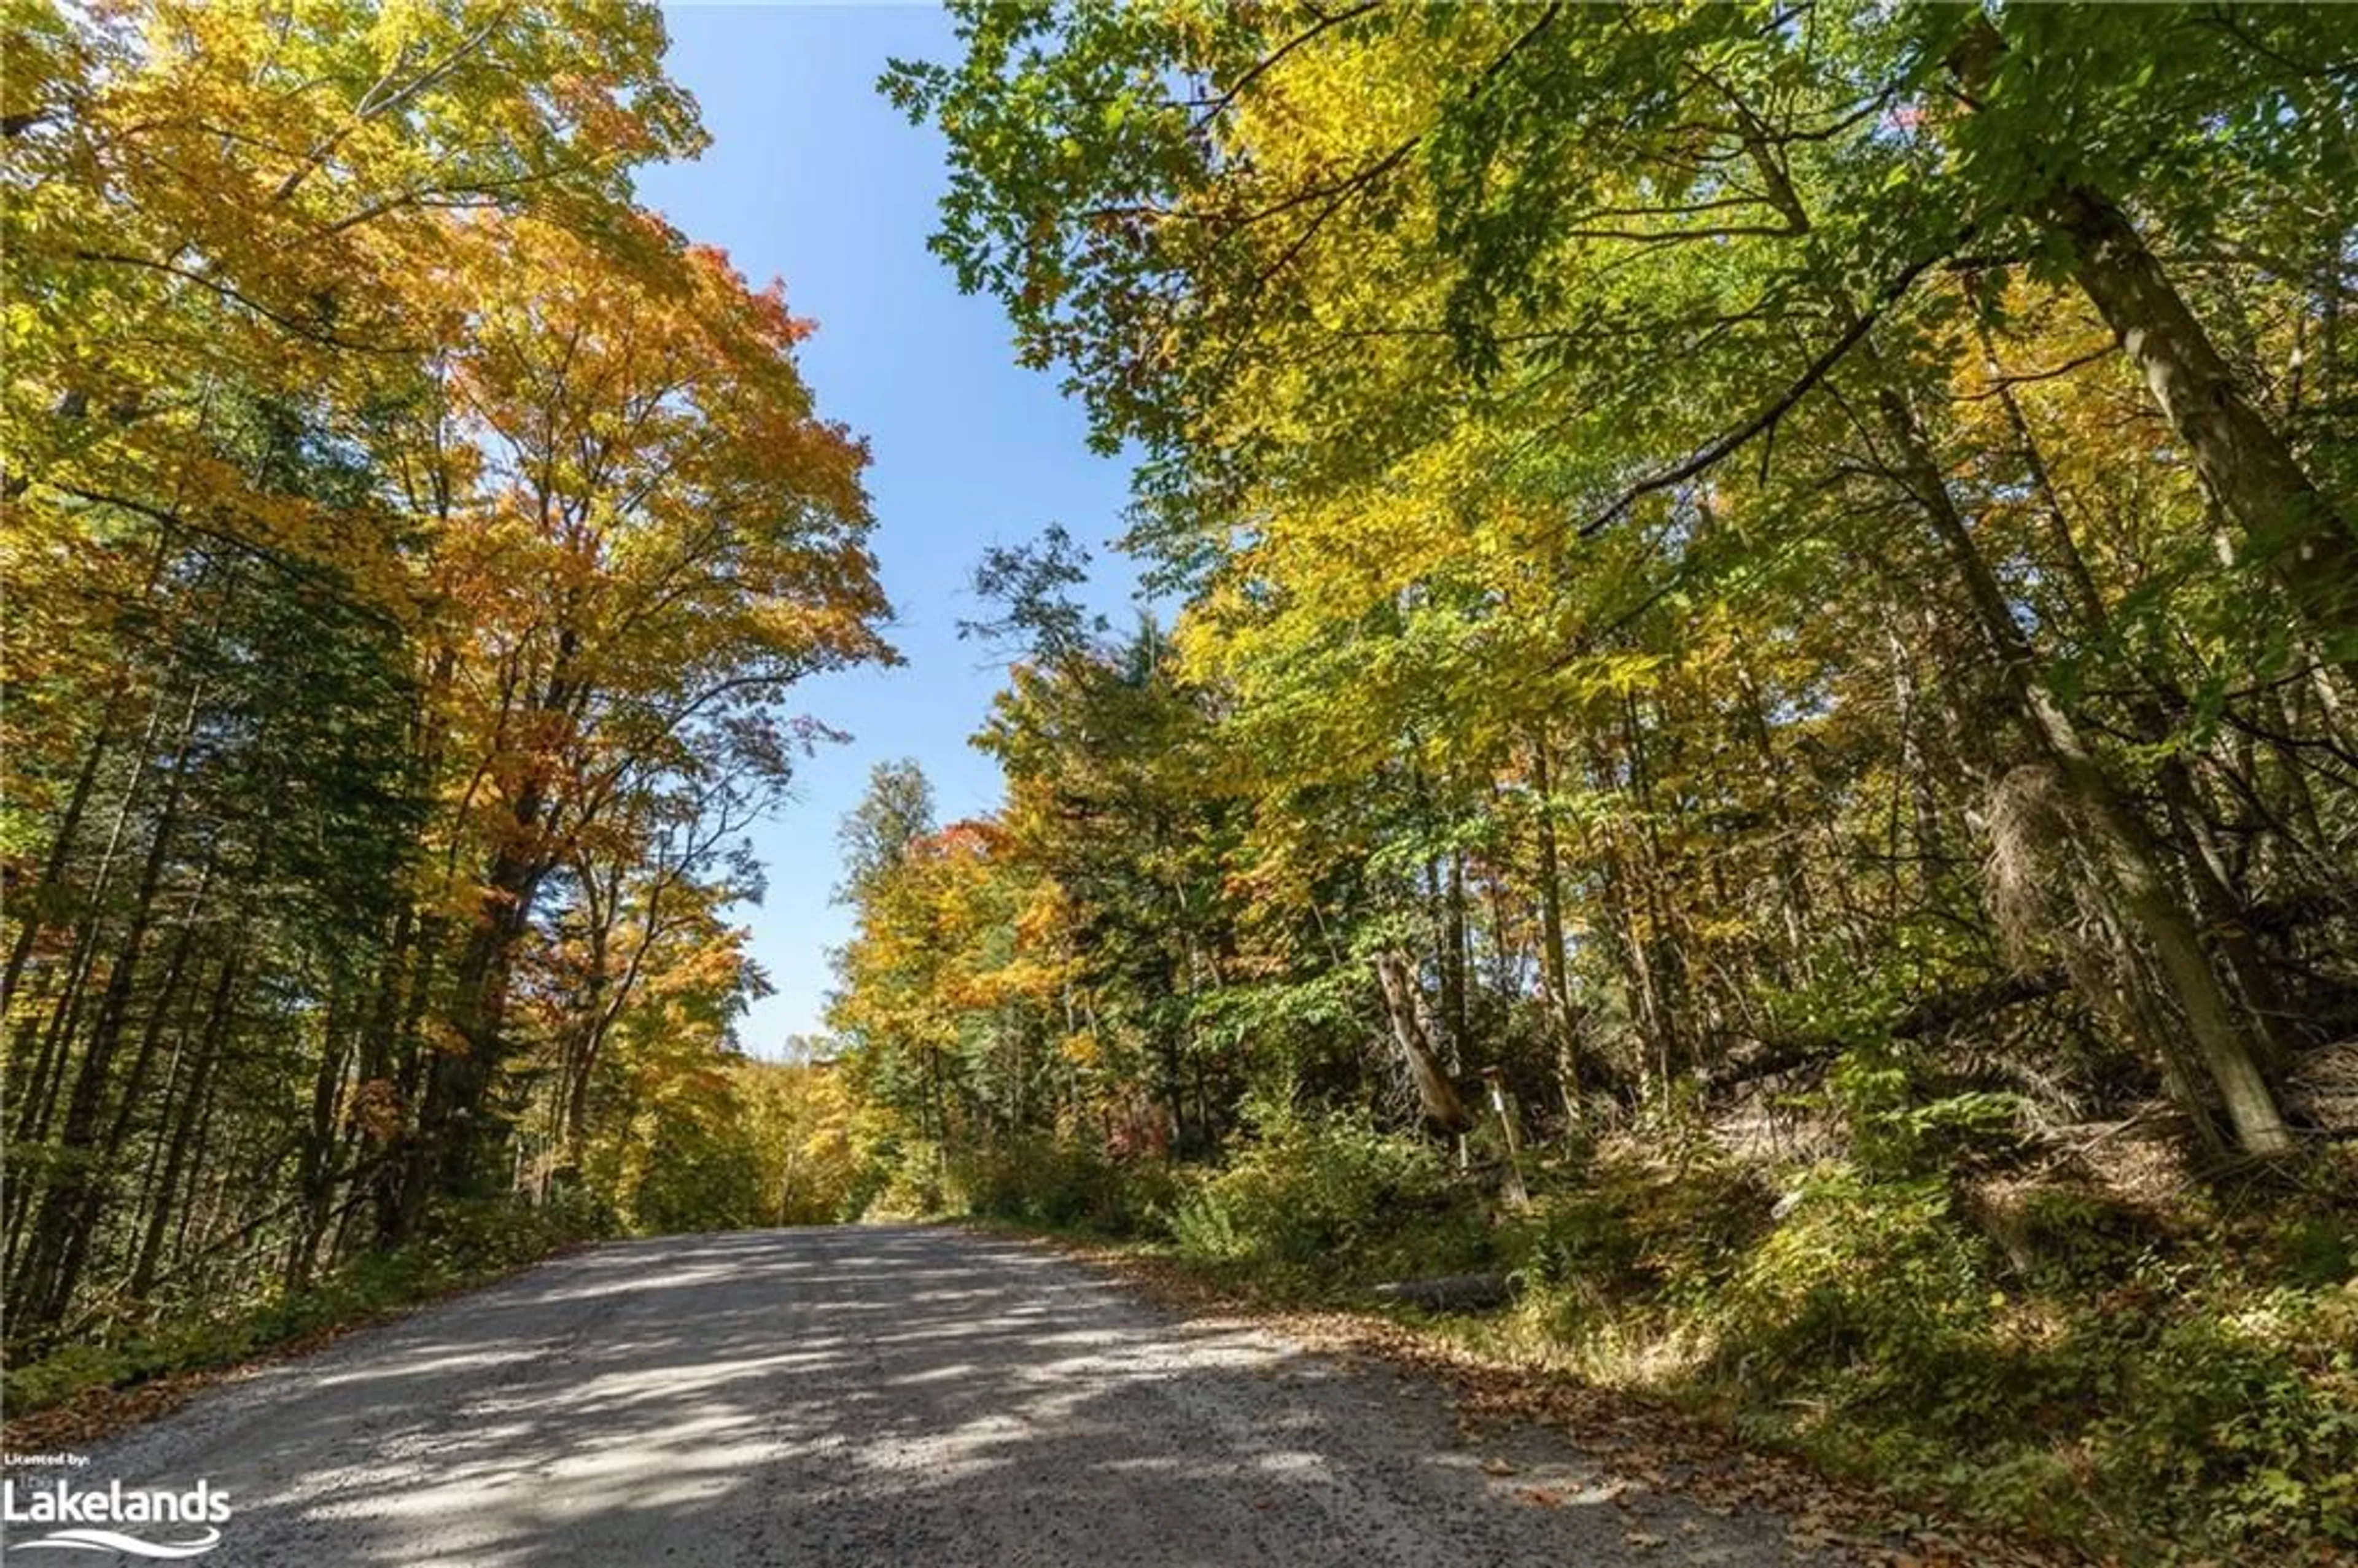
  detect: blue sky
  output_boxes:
[639,4,1140,1054]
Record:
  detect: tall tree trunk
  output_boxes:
[1974,304,2305,1071]
[2037,185,2358,659]
[130,948,241,1300]
[1,686,123,1014]
[10,677,182,1151]
[14,683,204,1333]
[1441,850,1470,1074]
[1619,696,1686,1088]
[288,976,358,1291]
[3,537,174,1014]
[1528,731,1584,1127]
[1943,15,2357,658]
[401,831,545,1231]
[1862,361,2293,1155]
[1748,97,2297,1152]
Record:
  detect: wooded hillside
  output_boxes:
[829,5,2358,1559]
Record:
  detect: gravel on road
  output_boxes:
[60,1225,1859,1566]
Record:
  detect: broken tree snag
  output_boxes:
[1373,950,1476,1134]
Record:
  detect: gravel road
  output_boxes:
[62,1226,1854,1566]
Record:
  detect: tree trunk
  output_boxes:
[1862,362,2293,1155]
[1441,851,1469,1074]
[1372,951,1474,1134]
[288,977,358,1292]
[1528,731,1584,1127]
[10,677,182,1151]
[0,686,122,1014]
[14,683,203,1332]
[130,949,241,1299]
[1974,305,2305,1073]
[401,830,545,1231]
[2038,185,2358,659]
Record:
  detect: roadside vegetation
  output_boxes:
[826,5,2358,1562]
[4,2,886,1424]
[897,1111,2358,1564]
[1,1056,862,1427]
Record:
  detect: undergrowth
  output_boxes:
[927,1107,2358,1564]
[1,1196,604,1421]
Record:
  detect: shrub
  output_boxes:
[1169,1107,1481,1275]
[1830,1044,2031,1176]
[859,1138,951,1219]
[949,1136,1172,1236]
[2096,1280,2358,1551]
[1500,1141,1771,1308]
[1704,1166,1992,1399]
[1,1341,134,1413]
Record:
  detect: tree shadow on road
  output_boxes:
[85,1227,1829,1567]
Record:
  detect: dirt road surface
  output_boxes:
[66,1227,1859,1566]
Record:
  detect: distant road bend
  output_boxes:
[83,1227,1850,1566]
